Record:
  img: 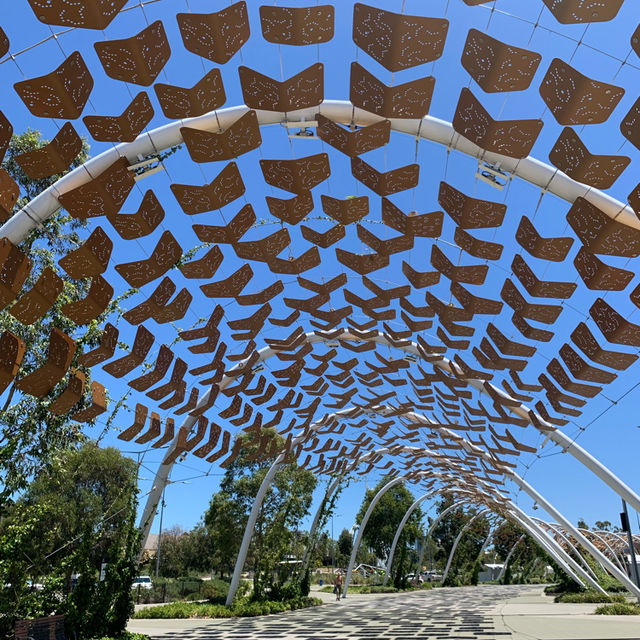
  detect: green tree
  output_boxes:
[337,528,353,567]
[355,478,423,588]
[0,443,139,639]
[203,429,317,600]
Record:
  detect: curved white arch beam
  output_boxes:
[139,329,640,556]
[443,509,490,584]
[497,534,526,583]
[3,100,639,245]
[383,490,438,586]
[579,528,627,572]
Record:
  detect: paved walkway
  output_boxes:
[128,585,640,640]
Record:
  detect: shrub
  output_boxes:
[594,602,640,615]
[88,634,150,640]
[555,591,626,604]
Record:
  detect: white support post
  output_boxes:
[442,510,490,584]
[497,535,526,582]
[343,476,405,598]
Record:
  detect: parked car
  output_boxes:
[132,576,153,590]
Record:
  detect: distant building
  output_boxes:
[478,563,503,582]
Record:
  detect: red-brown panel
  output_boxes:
[539,58,624,125]
[590,297,640,347]
[351,157,419,196]
[10,267,63,325]
[357,224,413,256]
[431,245,487,285]
[83,91,154,143]
[261,153,330,194]
[549,127,629,189]
[453,88,543,159]
[461,28,541,93]
[239,63,323,112]
[382,197,442,238]
[541,0,623,23]
[567,197,640,257]
[336,249,389,275]
[454,227,502,260]
[620,95,640,151]
[58,226,112,279]
[234,229,291,262]
[77,323,118,367]
[26,0,127,29]
[94,20,170,86]
[266,191,313,225]
[177,2,249,64]
[501,278,562,324]
[0,331,25,394]
[352,3,448,71]
[439,181,506,229]
[108,190,164,240]
[154,68,225,119]
[260,5,334,45]
[574,246,634,291]
[193,203,255,244]
[511,254,577,298]
[515,215,573,261]
[171,162,245,215]
[317,114,390,157]
[0,169,19,222]
[181,110,261,162]
[571,321,637,370]
[15,122,83,180]
[58,157,135,219]
[350,62,435,119]
[103,324,154,378]
[321,195,368,225]
[0,26,9,57]
[61,275,113,325]
[14,51,93,119]
[301,223,346,248]
[0,112,12,164]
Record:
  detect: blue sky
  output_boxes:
[1,0,640,540]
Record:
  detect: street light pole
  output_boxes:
[155,488,165,579]
[621,500,640,587]
[331,514,334,576]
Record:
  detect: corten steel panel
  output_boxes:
[501,278,562,324]
[573,246,634,291]
[62,275,113,325]
[103,324,154,378]
[268,247,321,275]
[632,24,640,58]
[10,267,63,325]
[181,110,261,162]
[180,246,224,280]
[512,310,554,341]
[108,190,164,240]
[590,297,640,347]
[0,331,26,395]
[454,227,503,260]
[171,162,245,215]
[260,5,334,45]
[26,0,127,29]
[571,321,637,370]
[115,230,182,288]
[234,228,291,262]
[238,63,324,112]
[177,2,249,64]
[352,3,448,71]
[539,58,625,125]
[260,153,330,194]
[541,0,624,23]
[14,51,93,119]
[382,198,443,237]
[438,181,506,228]
[94,20,170,86]
[155,69,226,119]
[58,226,113,279]
[317,114,390,157]
[336,248,389,275]
[453,88,543,159]
[629,182,640,216]
[321,194,368,225]
[431,245,488,285]
[515,215,573,261]
[351,156,419,196]
[402,262,440,288]
[77,323,118,367]
[58,157,135,219]
[193,203,255,244]
[124,278,179,325]
[0,111,12,164]
[549,127,630,189]
[49,370,85,416]
[487,323,535,357]
[511,254,577,298]
[301,223,346,248]
[83,91,154,143]
[0,26,8,57]
[15,122,83,180]
[357,224,413,255]
[0,169,19,222]
[71,381,107,422]
[461,29,542,93]
[15,328,76,398]
[238,281,283,306]
[567,197,640,257]
[559,344,615,384]
[350,62,435,119]
[620,95,640,151]
[0,239,32,310]
[266,191,314,225]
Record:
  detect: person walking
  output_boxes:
[334,570,343,601]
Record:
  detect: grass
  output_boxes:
[594,602,640,615]
[133,597,322,619]
[88,634,150,640]
[554,591,627,604]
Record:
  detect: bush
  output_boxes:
[594,602,640,615]
[555,591,626,604]
[88,634,150,640]
[133,597,322,619]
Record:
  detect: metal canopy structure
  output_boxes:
[1,0,640,600]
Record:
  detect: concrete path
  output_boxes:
[128,584,640,640]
